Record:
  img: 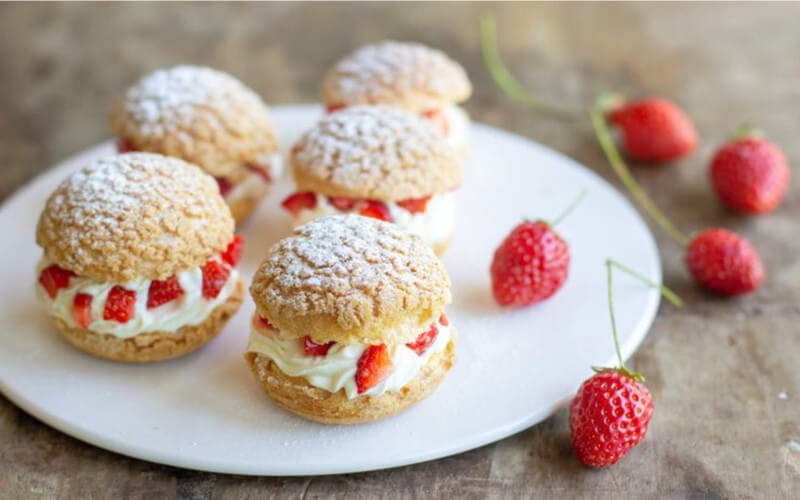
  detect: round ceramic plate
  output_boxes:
[0,105,661,475]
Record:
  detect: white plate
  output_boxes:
[0,105,661,476]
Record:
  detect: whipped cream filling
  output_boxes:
[247,318,452,400]
[440,104,469,154]
[35,257,239,338]
[290,192,456,248]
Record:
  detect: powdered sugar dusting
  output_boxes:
[123,66,253,137]
[323,41,471,108]
[36,153,234,283]
[110,66,280,176]
[250,214,450,337]
[292,106,461,199]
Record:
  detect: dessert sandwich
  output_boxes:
[35,153,245,362]
[322,41,472,155]
[246,214,455,424]
[281,105,462,255]
[110,65,282,226]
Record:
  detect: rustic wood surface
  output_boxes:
[2,3,800,498]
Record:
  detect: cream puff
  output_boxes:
[110,65,281,226]
[35,153,245,362]
[281,106,462,255]
[322,41,472,156]
[246,214,455,424]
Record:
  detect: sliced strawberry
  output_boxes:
[221,235,245,267]
[359,200,393,222]
[328,196,358,211]
[39,265,75,299]
[253,315,276,330]
[326,104,346,114]
[215,176,233,198]
[423,108,449,136]
[439,314,449,326]
[245,163,272,184]
[406,323,439,355]
[396,195,432,214]
[281,192,317,215]
[72,293,93,329]
[202,260,231,299]
[355,345,394,394]
[302,336,335,357]
[103,286,136,323]
[116,138,137,153]
[147,275,184,309]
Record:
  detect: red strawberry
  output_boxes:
[686,228,764,295]
[202,260,231,299]
[396,195,432,214]
[609,97,698,163]
[147,275,184,309]
[355,345,394,394]
[39,265,75,299]
[439,314,449,326]
[710,134,790,214]
[253,315,276,330]
[302,336,335,357]
[359,200,393,222]
[490,221,569,306]
[406,324,439,355]
[116,138,137,153]
[215,176,233,198]
[570,369,654,468]
[281,192,317,215]
[328,196,358,211]
[72,293,93,329]
[326,104,345,114]
[103,286,136,323]
[245,163,272,184]
[221,235,245,267]
[422,108,449,136]
[569,259,679,468]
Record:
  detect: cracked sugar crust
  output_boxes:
[290,106,462,200]
[322,41,472,111]
[110,65,280,177]
[250,214,451,345]
[36,153,235,283]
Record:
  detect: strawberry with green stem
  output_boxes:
[490,190,586,307]
[570,259,682,467]
[481,14,765,295]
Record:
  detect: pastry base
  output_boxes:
[245,335,456,425]
[54,278,245,363]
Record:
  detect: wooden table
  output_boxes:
[2,3,799,498]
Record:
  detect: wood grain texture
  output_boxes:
[2,2,800,498]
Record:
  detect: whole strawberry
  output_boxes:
[490,220,569,306]
[710,129,790,214]
[490,193,585,307]
[686,228,764,295]
[608,97,698,163]
[569,260,681,468]
[570,369,654,468]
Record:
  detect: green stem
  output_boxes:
[480,14,578,120]
[606,260,625,369]
[607,259,683,307]
[589,103,690,247]
[728,122,764,141]
[551,189,588,227]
